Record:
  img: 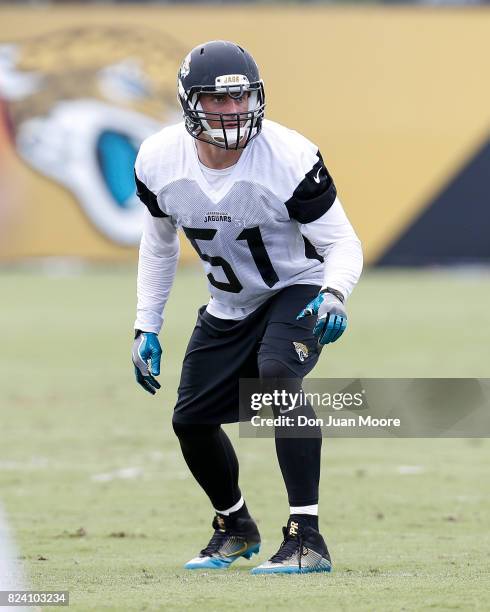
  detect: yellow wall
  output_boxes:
[0,6,489,262]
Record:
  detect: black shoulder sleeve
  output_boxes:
[285,150,337,224]
[134,170,168,218]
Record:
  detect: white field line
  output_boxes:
[91,467,144,482]
[0,457,49,470]
[397,465,426,475]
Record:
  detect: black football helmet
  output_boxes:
[177,40,265,150]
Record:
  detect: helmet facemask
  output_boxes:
[179,79,265,150]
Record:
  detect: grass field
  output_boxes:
[1,266,490,611]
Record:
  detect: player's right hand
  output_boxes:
[132,330,162,395]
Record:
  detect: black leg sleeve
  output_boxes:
[275,425,322,506]
[172,420,242,511]
[258,359,322,507]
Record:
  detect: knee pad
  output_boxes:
[258,358,298,381]
[172,419,219,441]
[258,358,304,417]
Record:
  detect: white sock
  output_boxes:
[290,504,318,516]
[215,496,244,516]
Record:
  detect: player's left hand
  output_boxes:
[132,330,162,395]
[297,290,347,345]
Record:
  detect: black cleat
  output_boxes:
[251,517,332,574]
[185,514,261,570]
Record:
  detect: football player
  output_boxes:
[132,40,363,574]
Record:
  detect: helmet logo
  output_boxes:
[180,53,192,79]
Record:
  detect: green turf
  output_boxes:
[1,266,490,610]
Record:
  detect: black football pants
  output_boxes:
[172,358,322,510]
[172,284,323,512]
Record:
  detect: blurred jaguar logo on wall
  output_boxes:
[0,27,184,246]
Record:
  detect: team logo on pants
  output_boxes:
[293,342,309,362]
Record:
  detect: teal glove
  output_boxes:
[297,288,347,345]
[132,330,162,395]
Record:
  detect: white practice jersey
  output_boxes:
[134,119,363,332]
